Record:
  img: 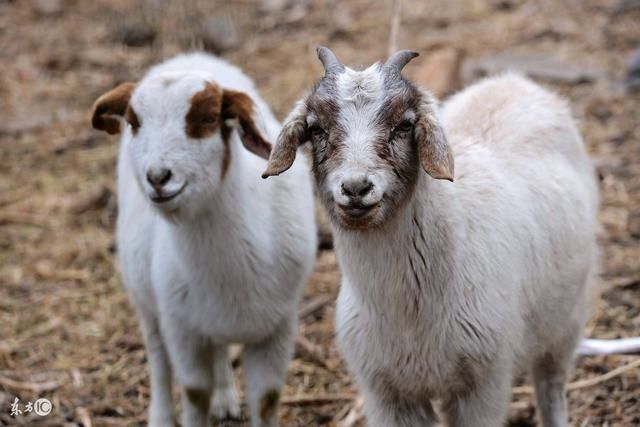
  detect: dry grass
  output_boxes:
[0,0,639,425]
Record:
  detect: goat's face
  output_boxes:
[264,48,454,230]
[91,73,270,218]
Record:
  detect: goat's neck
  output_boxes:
[334,173,456,308]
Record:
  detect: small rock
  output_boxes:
[116,25,157,48]
[34,259,55,279]
[412,47,464,98]
[462,54,600,85]
[625,48,640,92]
[200,15,239,53]
[32,0,64,16]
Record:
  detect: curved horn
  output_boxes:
[317,46,345,75]
[385,50,419,73]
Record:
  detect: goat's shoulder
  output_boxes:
[441,73,574,155]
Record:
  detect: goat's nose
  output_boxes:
[341,176,374,198]
[146,167,172,188]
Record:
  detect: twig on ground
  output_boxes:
[281,392,356,406]
[299,294,333,319]
[337,396,365,427]
[296,335,327,368]
[512,357,640,395]
[0,375,64,393]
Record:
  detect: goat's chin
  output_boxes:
[333,205,385,231]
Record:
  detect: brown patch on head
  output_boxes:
[91,82,136,135]
[185,82,223,139]
[185,387,210,413]
[220,125,233,180]
[259,388,280,424]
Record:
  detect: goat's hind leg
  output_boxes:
[532,351,572,427]
[533,285,587,427]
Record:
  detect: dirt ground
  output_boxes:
[1,0,639,426]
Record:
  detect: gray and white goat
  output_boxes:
[264,47,599,427]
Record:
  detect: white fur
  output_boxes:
[115,53,317,427]
[333,74,599,426]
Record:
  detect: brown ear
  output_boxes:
[415,90,454,181]
[262,101,308,178]
[222,89,272,160]
[91,82,136,135]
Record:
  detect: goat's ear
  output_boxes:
[415,90,454,181]
[262,101,308,178]
[222,89,272,160]
[91,82,136,135]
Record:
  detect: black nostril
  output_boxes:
[341,182,353,197]
[357,182,374,197]
[341,178,374,198]
[147,168,172,187]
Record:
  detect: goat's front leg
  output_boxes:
[161,319,212,427]
[361,383,438,427]
[443,359,513,427]
[135,305,174,427]
[243,318,296,427]
[210,345,241,421]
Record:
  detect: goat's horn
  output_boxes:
[385,50,419,73]
[317,46,345,75]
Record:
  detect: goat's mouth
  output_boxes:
[150,184,187,204]
[335,202,380,229]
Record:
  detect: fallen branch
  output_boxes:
[337,396,365,427]
[299,295,333,319]
[295,335,327,368]
[512,357,640,395]
[0,212,52,228]
[0,375,64,393]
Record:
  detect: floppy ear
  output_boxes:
[262,100,308,178]
[91,82,136,135]
[414,89,454,181]
[222,89,272,160]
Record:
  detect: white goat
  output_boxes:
[264,48,599,427]
[91,53,317,427]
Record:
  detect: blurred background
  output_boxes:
[0,0,639,425]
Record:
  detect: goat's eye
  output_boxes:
[309,125,326,139]
[394,120,414,135]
